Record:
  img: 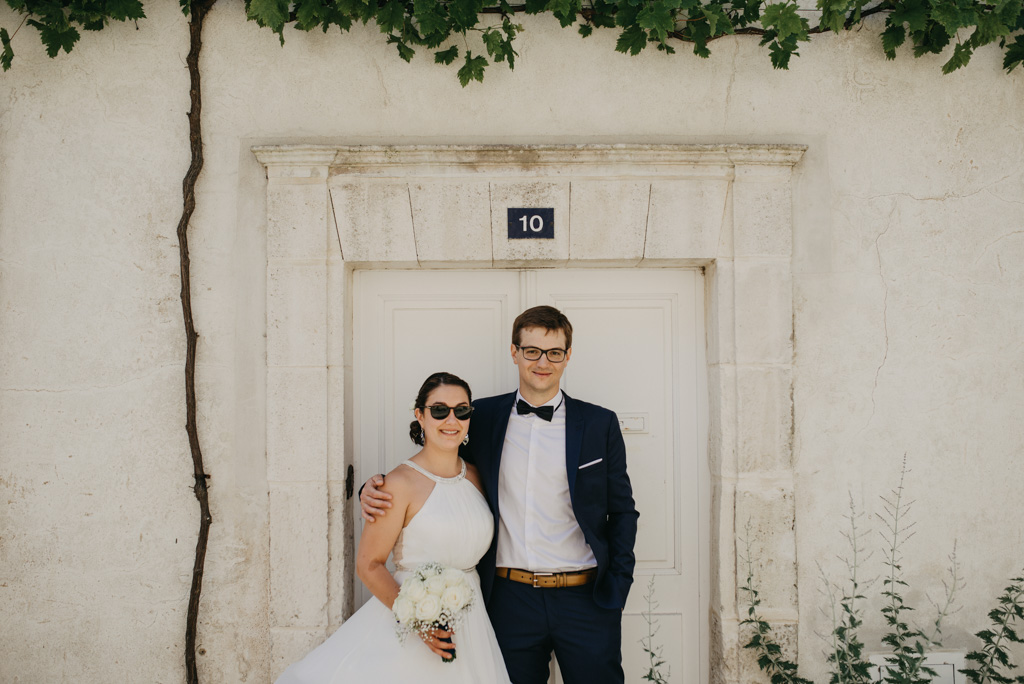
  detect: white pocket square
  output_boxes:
[578,458,603,470]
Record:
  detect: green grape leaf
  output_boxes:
[931,1,979,35]
[768,34,800,68]
[588,0,619,28]
[761,2,809,41]
[637,1,673,43]
[457,50,487,86]
[615,24,649,54]
[434,45,460,63]
[1,27,12,71]
[28,20,81,58]
[105,0,147,22]
[616,1,641,27]
[578,23,594,36]
[817,0,852,33]
[1004,34,1024,71]
[247,0,290,33]
[387,35,416,61]
[912,21,951,55]
[889,0,929,32]
[377,1,408,34]
[413,0,450,37]
[971,12,1011,47]
[548,0,582,27]
[450,0,484,29]
[294,1,323,30]
[688,17,712,57]
[482,28,504,56]
[704,4,734,36]
[500,18,521,68]
[882,22,906,58]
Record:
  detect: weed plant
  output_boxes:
[741,458,1021,684]
[741,522,815,684]
[818,494,874,684]
[961,573,1024,684]
[640,576,671,683]
[877,461,937,684]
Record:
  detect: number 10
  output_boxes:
[518,215,544,232]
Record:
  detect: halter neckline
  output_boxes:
[402,458,467,484]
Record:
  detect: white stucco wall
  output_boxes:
[1,1,1022,682]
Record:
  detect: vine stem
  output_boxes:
[178,1,217,682]
[6,12,29,43]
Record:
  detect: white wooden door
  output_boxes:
[353,268,708,684]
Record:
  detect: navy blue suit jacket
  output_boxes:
[462,391,639,611]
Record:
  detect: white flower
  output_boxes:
[403,579,428,603]
[408,401,417,411]
[441,567,465,587]
[392,596,415,625]
[424,575,446,596]
[442,584,471,612]
[415,594,443,623]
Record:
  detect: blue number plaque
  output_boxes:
[508,208,555,240]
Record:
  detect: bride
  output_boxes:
[275,372,511,684]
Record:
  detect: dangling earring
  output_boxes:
[462,434,470,446]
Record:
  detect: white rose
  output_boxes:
[424,575,446,596]
[442,584,471,612]
[442,567,465,587]
[403,579,428,603]
[392,596,415,625]
[415,594,443,623]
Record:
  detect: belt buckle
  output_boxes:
[531,572,554,588]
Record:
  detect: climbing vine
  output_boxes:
[2,0,1024,83]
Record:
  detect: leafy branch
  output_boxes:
[4,0,1024,81]
[961,571,1024,684]
[741,524,814,684]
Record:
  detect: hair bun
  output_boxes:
[409,420,424,446]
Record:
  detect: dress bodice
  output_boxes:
[392,459,493,575]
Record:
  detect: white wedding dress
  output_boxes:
[275,459,511,684]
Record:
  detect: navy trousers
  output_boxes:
[488,576,624,684]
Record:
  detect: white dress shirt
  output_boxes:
[495,390,598,572]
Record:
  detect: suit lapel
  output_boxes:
[564,392,584,496]
[485,392,516,511]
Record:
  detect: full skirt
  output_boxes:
[275,572,510,684]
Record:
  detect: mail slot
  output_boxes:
[617,413,648,434]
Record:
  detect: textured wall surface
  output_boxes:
[1,0,1023,682]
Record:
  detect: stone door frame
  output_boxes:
[252,143,806,683]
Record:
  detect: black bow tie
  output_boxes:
[517,399,555,421]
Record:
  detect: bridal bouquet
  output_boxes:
[392,561,475,662]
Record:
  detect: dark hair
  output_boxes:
[511,305,573,350]
[408,372,473,446]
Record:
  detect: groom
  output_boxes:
[361,305,639,684]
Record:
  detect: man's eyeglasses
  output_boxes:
[516,346,568,363]
[419,404,474,420]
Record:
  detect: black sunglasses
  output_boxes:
[419,404,474,420]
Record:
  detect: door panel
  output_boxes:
[353,268,706,684]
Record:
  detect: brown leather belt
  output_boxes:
[495,567,597,588]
